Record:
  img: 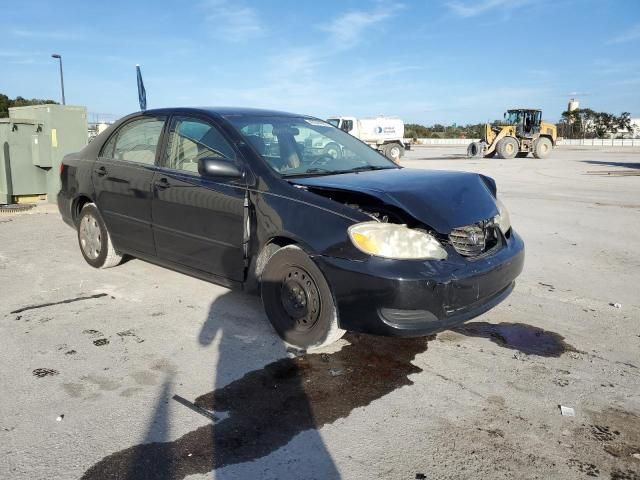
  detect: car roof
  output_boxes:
[131,106,311,118]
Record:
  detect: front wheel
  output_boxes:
[496,137,519,159]
[77,203,123,269]
[261,245,345,349]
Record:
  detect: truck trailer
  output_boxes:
[327,116,408,162]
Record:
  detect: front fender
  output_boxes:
[251,190,366,260]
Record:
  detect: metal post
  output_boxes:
[51,54,66,105]
[3,142,13,204]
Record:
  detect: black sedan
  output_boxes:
[58,107,524,348]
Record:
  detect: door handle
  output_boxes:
[94,166,107,176]
[154,178,171,190]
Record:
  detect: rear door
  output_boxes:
[151,115,247,281]
[93,115,166,255]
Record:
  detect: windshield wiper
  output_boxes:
[336,165,396,174]
[283,168,334,178]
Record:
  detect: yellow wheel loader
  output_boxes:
[467,109,557,159]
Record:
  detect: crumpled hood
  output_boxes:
[291,168,499,234]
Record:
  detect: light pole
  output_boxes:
[51,54,66,105]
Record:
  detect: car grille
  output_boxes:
[449,222,496,257]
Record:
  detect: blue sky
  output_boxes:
[2,0,639,124]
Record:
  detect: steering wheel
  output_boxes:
[308,154,335,168]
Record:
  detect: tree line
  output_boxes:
[0,93,58,118]
[559,109,632,139]
[406,109,634,140]
[405,122,495,140]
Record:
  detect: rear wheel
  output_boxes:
[261,245,345,349]
[77,203,123,269]
[533,137,552,159]
[496,137,519,159]
[383,143,404,163]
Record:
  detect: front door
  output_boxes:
[151,115,246,281]
[93,115,166,256]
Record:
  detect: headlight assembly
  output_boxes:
[348,222,447,260]
[495,198,511,233]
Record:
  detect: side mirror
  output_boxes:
[198,157,243,179]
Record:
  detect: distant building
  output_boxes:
[568,98,579,112]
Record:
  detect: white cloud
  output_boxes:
[321,4,404,49]
[201,0,263,42]
[11,28,80,40]
[607,23,640,45]
[446,0,526,18]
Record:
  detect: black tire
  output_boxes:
[516,152,529,158]
[261,245,345,349]
[496,137,519,159]
[77,203,123,269]
[322,142,342,160]
[383,143,404,162]
[466,142,484,158]
[533,137,552,159]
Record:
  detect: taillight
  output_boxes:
[60,162,65,175]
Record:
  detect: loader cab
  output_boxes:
[504,109,542,137]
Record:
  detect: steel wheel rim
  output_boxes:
[80,214,102,260]
[390,147,400,158]
[280,267,321,332]
[506,143,514,154]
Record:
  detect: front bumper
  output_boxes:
[315,230,525,336]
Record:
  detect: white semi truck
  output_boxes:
[326,116,408,161]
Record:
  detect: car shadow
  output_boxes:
[80,289,435,480]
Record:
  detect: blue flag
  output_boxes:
[136,64,147,111]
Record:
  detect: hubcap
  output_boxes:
[280,267,320,331]
[79,214,102,260]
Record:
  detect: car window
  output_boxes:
[165,117,235,174]
[100,132,118,158]
[111,117,165,165]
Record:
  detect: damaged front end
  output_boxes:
[289,170,525,336]
[296,183,511,261]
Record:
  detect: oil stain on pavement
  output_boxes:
[81,333,433,480]
[453,322,576,357]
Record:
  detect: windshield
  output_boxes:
[505,111,523,124]
[326,118,339,127]
[226,115,398,177]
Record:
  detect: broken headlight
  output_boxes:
[495,198,511,233]
[348,222,447,260]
